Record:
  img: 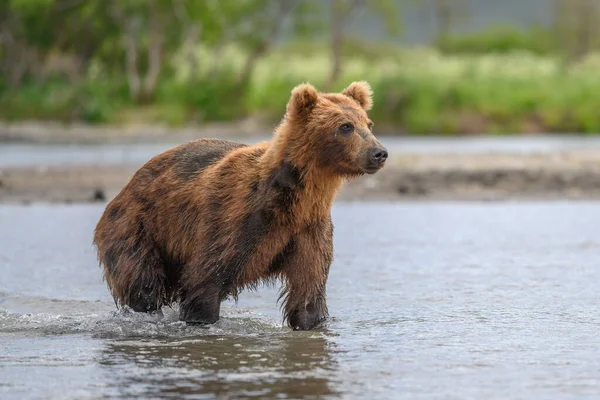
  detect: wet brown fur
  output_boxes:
[93,81,386,330]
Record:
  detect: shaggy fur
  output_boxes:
[93,81,387,330]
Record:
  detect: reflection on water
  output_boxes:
[100,334,338,399]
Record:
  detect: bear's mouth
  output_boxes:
[364,163,385,174]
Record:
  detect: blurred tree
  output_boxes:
[0,0,53,87]
[0,0,121,86]
[108,0,175,103]
[328,0,345,88]
[170,0,304,90]
[1,0,306,100]
[554,0,600,63]
[235,0,301,88]
[326,0,403,90]
[428,0,469,42]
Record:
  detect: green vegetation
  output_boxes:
[436,26,558,56]
[4,46,600,134]
[2,0,600,134]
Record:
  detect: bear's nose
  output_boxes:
[370,147,388,164]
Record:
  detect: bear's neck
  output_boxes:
[262,129,343,221]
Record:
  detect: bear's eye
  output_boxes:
[339,123,354,135]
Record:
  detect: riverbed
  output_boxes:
[1,201,599,399]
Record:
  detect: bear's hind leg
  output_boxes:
[101,239,171,313]
[127,269,168,313]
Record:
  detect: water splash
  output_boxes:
[0,303,285,338]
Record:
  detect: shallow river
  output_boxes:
[4,135,600,167]
[1,202,599,399]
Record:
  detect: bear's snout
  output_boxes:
[369,147,388,165]
[364,146,388,174]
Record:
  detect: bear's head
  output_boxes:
[280,81,388,177]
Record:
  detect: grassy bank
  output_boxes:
[2,46,600,135]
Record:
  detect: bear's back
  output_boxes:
[170,139,249,182]
[95,138,249,241]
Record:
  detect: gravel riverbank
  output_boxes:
[2,122,600,203]
[2,151,600,203]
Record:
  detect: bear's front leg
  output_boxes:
[281,218,334,331]
[178,281,222,325]
[288,293,328,331]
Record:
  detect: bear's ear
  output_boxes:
[342,81,373,110]
[287,83,319,116]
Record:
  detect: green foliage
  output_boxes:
[4,47,600,134]
[365,0,404,37]
[287,0,326,39]
[157,68,245,122]
[3,0,600,134]
[0,77,126,123]
[437,26,558,56]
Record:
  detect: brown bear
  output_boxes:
[93,81,387,330]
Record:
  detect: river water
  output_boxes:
[4,134,600,167]
[1,201,599,399]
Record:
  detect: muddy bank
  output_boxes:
[2,151,600,203]
[359,151,600,201]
